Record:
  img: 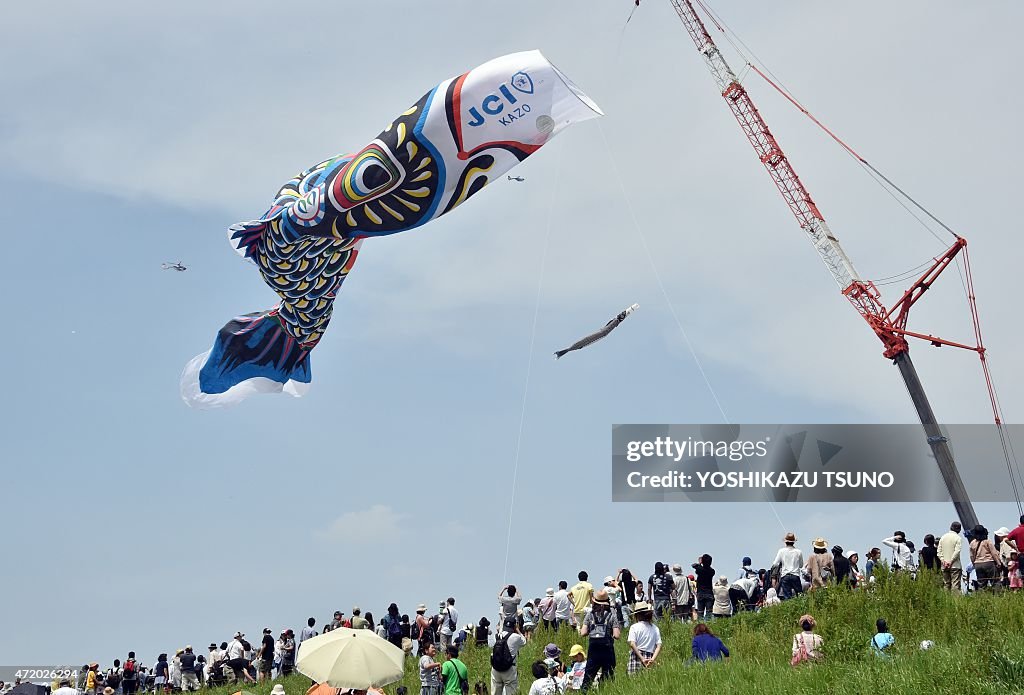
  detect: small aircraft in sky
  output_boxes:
[507,175,525,182]
[162,261,188,272]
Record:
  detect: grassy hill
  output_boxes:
[201,573,1024,695]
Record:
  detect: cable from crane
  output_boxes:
[595,119,787,532]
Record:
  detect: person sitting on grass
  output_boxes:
[527,659,567,695]
[690,623,729,663]
[791,615,823,665]
[871,618,895,658]
[565,645,587,690]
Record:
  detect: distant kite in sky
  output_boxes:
[181,50,602,408]
[162,261,187,271]
[554,304,639,360]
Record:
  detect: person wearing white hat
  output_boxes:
[538,589,556,630]
[270,685,286,695]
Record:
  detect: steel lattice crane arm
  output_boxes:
[668,0,983,529]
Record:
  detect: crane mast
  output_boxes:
[669,0,980,529]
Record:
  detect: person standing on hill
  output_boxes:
[616,568,639,607]
[883,531,914,572]
[806,538,834,589]
[554,581,573,628]
[691,555,715,618]
[832,545,851,585]
[440,598,459,650]
[580,590,620,691]
[538,589,556,630]
[671,563,694,622]
[490,617,527,695]
[179,648,198,692]
[280,630,296,676]
[121,653,138,695]
[498,585,522,624]
[351,607,369,630]
[736,557,756,580]
[919,535,940,573]
[626,601,662,673]
[771,532,804,600]
[418,643,442,695]
[969,525,1003,589]
[440,646,468,695]
[647,563,674,619]
[569,572,593,628]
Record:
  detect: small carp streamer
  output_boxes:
[554,304,639,360]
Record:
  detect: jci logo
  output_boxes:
[467,71,534,127]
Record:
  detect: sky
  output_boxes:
[2,0,1023,667]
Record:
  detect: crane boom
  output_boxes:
[669,0,981,529]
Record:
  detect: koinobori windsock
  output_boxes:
[181,51,602,408]
[554,303,639,359]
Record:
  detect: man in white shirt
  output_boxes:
[491,617,528,695]
[771,532,804,600]
[553,582,572,628]
[439,597,459,650]
[937,521,964,592]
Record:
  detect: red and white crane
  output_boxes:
[668,0,1021,529]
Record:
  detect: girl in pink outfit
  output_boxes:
[1009,552,1022,590]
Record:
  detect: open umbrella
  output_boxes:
[296,627,405,689]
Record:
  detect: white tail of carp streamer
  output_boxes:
[180,349,310,409]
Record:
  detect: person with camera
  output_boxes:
[883,531,914,572]
[579,589,620,691]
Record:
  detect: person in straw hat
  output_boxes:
[807,537,835,590]
[625,601,662,674]
[791,614,823,665]
[579,589,620,691]
[772,531,804,600]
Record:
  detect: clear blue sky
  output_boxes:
[2,0,1022,667]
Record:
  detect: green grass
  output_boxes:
[198,573,1024,695]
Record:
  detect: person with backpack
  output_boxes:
[385,604,404,648]
[121,654,138,695]
[440,646,469,695]
[490,616,527,695]
[579,589,620,692]
[105,661,122,695]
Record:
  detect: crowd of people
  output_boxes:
[12,516,1022,695]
